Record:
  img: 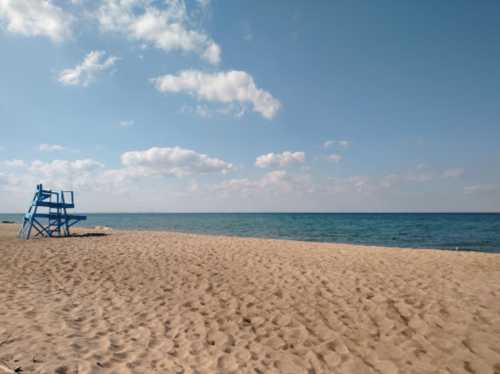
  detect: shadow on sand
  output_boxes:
[71,232,109,238]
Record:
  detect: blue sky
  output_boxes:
[1,0,499,212]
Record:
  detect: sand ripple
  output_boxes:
[1,225,500,373]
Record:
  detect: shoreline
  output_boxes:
[76,225,500,254]
[2,212,500,253]
[5,222,495,254]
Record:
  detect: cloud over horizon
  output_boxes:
[0,153,497,212]
[39,144,65,152]
[443,168,465,178]
[327,154,342,163]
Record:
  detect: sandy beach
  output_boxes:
[1,223,499,374]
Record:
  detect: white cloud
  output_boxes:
[121,146,233,177]
[0,147,234,198]
[327,154,342,163]
[464,184,499,195]
[325,173,426,194]
[152,70,281,119]
[96,0,221,64]
[443,168,464,178]
[326,176,373,194]
[58,50,118,87]
[405,170,433,182]
[0,159,106,191]
[195,104,211,118]
[2,155,499,212]
[214,170,313,196]
[323,140,350,149]
[39,143,65,152]
[118,120,134,128]
[0,157,148,194]
[2,159,26,168]
[0,0,73,42]
[29,159,104,176]
[324,167,439,195]
[255,151,305,168]
[180,103,247,119]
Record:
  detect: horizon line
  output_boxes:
[2,211,500,215]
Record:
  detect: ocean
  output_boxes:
[2,212,500,253]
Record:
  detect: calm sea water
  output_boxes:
[2,212,500,253]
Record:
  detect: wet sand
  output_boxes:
[0,223,499,373]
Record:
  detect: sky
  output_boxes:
[0,0,499,212]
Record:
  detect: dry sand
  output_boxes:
[1,223,500,374]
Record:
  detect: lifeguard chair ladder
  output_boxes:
[18,184,87,240]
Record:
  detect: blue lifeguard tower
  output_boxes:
[18,184,87,239]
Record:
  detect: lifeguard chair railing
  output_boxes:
[18,184,87,240]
